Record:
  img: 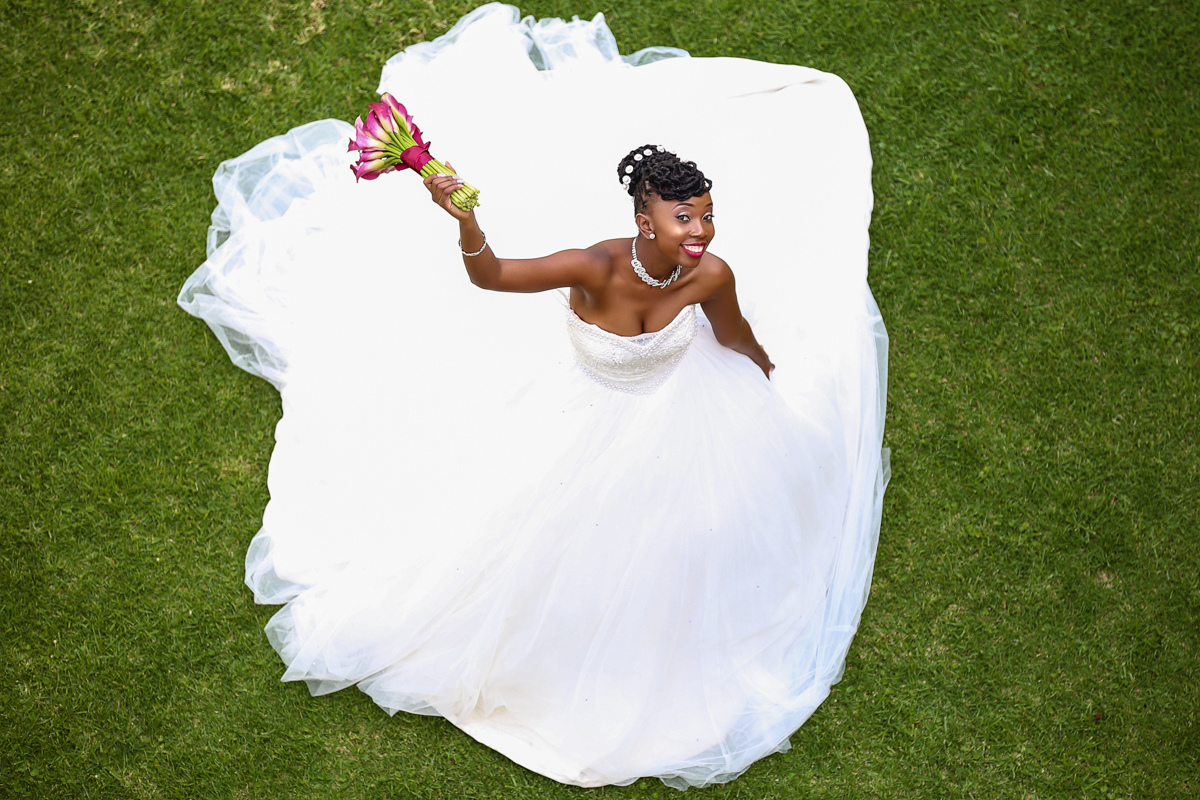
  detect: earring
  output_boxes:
[648,232,656,240]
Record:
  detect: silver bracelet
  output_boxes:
[458,233,487,257]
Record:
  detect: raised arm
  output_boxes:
[700,259,775,379]
[426,170,608,294]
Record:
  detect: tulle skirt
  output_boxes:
[177,3,889,789]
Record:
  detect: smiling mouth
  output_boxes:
[680,242,707,258]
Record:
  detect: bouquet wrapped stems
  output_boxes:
[348,93,480,211]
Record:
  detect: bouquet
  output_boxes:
[348,93,480,211]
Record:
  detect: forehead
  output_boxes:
[651,191,713,209]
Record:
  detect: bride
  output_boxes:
[427,146,774,374]
[178,3,889,790]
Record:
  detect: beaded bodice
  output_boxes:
[566,304,697,395]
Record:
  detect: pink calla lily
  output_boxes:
[408,120,426,148]
[380,94,426,145]
[367,103,401,136]
[349,116,389,153]
[351,155,394,180]
[380,94,411,125]
[363,110,394,145]
[346,93,480,208]
[358,147,389,164]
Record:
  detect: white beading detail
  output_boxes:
[566,305,697,394]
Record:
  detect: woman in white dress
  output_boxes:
[178,3,889,790]
[427,146,773,374]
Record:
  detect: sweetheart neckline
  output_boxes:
[566,304,695,340]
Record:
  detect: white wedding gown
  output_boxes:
[177,3,889,790]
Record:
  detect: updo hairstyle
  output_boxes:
[617,145,712,214]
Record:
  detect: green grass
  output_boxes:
[1,0,1196,797]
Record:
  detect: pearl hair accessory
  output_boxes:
[631,237,680,289]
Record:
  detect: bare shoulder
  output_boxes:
[546,239,616,288]
[701,251,733,277]
[591,238,627,266]
[692,251,735,296]
[580,239,623,282]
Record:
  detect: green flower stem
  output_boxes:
[419,159,480,211]
[379,138,480,211]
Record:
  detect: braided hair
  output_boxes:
[617,145,712,214]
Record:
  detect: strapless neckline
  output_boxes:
[565,304,698,394]
[566,304,694,341]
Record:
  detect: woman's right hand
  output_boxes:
[423,163,473,222]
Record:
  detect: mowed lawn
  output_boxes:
[1,0,1196,797]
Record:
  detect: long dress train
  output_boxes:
[177,3,889,790]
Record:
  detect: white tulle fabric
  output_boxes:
[177,3,889,790]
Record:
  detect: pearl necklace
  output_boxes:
[631,237,681,289]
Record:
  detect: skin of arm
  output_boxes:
[699,259,774,378]
[426,170,608,293]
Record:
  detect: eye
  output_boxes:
[703,213,715,222]
[676,214,691,222]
